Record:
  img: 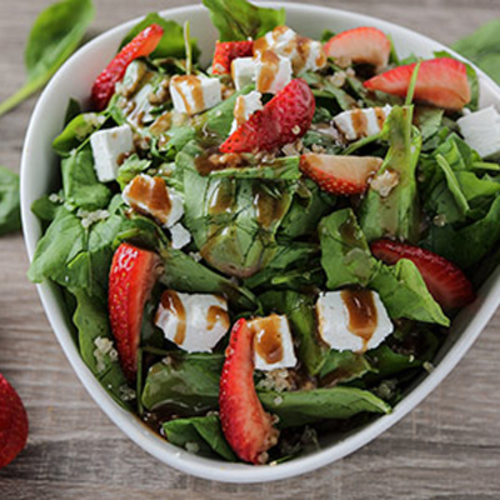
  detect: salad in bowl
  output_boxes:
[26,0,500,467]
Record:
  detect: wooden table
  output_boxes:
[0,0,499,498]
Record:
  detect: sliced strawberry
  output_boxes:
[364,58,471,110]
[91,24,164,111]
[109,243,162,380]
[212,40,254,75]
[300,154,382,195]
[0,374,28,469]
[371,239,475,310]
[220,78,315,154]
[219,318,279,464]
[323,27,391,70]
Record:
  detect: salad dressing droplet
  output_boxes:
[207,305,229,331]
[257,50,280,94]
[351,109,369,137]
[341,289,378,352]
[160,290,186,346]
[253,186,290,230]
[170,75,205,115]
[252,314,284,364]
[233,95,248,129]
[126,175,172,223]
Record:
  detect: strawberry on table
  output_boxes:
[364,57,471,110]
[212,40,254,75]
[219,319,279,464]
[220,78,315,153]
[108,243,162,380]
[91,24,164,111]
[323,27,391,70]
[300,154,382,195]
[0,374,28,469]
[371,239,475,310]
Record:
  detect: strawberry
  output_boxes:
[212,40,254,75]
[108,243,162,380]
[220,78,315,153]
[364,58,471,110]
[300,154,382,195]
[91,24,164,111]
[0,374,28,469]
[371,239,476,310]
[323,27,391,70]
[219,319,279,464]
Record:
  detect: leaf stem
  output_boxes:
[0,77,44,118]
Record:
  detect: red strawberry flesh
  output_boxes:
[371,239,475,310]
[219,318,279,464]
[109,243,162,380]
[0,374,28,469]
[91,24,164,111]
[212,40,254,75]
[220,78,315,154]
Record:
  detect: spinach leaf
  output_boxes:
[162,415,236,461]
[259,387,391,428]
[414,106,444,142]
[31,194,61,223]
[319,209,376,289]
[141,354,224,412]
[0,166,21,236]
[359,106,422,243]
[208,157,302,181]
[319,351,375,383]
[453,19,500,85]
[0,0,94,118]
[369,260,450,326]
[116,154,152,190]
[202,0,285,42]
[61,146,112,210]
[120,12,200,60]
[73,289,130,409]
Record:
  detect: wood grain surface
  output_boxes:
[0,1,499,498]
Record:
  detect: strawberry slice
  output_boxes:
[219,318,279,464]
[300,154,382,195]
[364,58,471,110]
[323,27,391,70]
[91,24,164,111]
[0,374,28,469]
[109,243,162,380]
[371,239,475,310]
[212,40,254,75]
[220,78,315,153]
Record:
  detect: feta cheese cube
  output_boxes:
[248,314,297,371]
[255,51,292,94]
[231,57,257,91]
[316,290,393,353]
[230,91,263,134]
[122,174,184,228]
[169,74,221,115]
[170,222,192,249]
[457,106,500,159]
[155,291,230,353]
[301,40,327,73]
[333,105,392,141]
[90,124,135,183]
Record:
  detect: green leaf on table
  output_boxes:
[0,0,95,118]
[202,0,285,42]
[0,166,21,236]
[163,415,236,461]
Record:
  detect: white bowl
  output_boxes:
[21,1,500,484]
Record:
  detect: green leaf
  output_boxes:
[0,0,95,118]
[162,415,236,461]
[202,0,285,42]
[208,157,302,181]
[369,259,449,326]
[259,387,391,428]
[319,350,375,383]
[319,209,376,289]
[120,12,200,60]
[452,18,500,85]
[116,154,152,190]
[0,166,21,236]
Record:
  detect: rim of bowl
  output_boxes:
[20,1,500,483]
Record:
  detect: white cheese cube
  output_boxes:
[457,106,500,159]
[169,222,191,249]
[333,105,392,141]
[316,290,393,353]
[302,40,327,73]
[230,91,263,134]
[248,314,297,371]
[231,57,258,91]
[155,291,230,353]
[122,174,184,228]
[90,125,135,183]
[169,74,221,115]
[255,52,292,94]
